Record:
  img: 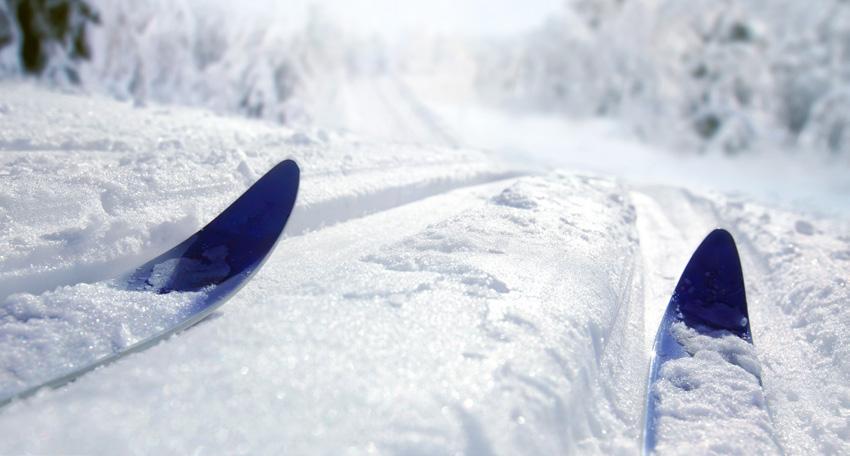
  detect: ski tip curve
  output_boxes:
[128,159,301,294]
[205,158,300,237]
[169,158,301,291]
[672,228,751,341]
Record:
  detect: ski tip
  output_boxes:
[672,228,751,340]
[271,159,300,186]
[203,158,300,240]
[127,159,301,294]
[265,159,300,208]
[254,159,300,202]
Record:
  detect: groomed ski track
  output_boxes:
[0,82,848,454]
[632,187,850,454]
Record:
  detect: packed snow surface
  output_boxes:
[0,74,848,456]
[0,281,206,400]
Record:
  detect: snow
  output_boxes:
[0,82,511,301]
[0,2,849,453]
[651,322,780,455]
[0,281,206,400]
[632,187,850,454]
[2,81,847,454]
[401,75,850,219]
[0,167,645,455]
[716,197,850,454]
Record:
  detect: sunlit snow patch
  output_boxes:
[0,282,207,400]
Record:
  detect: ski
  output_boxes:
[1,160,300,406]
[641,229,757,454]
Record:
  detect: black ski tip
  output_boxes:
[672,229,751,340]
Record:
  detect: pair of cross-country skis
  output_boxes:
[0,160,761,454]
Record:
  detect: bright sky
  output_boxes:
[313,0,565,37]
[215,0,565,39]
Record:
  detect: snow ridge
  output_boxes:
[0,83,512,302]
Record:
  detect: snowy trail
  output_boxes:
[0,174,646,454]
[0,82,512,302]
[0,180,499,452]
[311,75,458,147]
[1,79,849,454]
[401,73,850,453]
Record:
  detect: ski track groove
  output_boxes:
[723,229,793,455]
[631,186,791,454]
[0,160,523,302]
[285,168,525,237]
[631,184,850,455]
[713,204,849,455]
